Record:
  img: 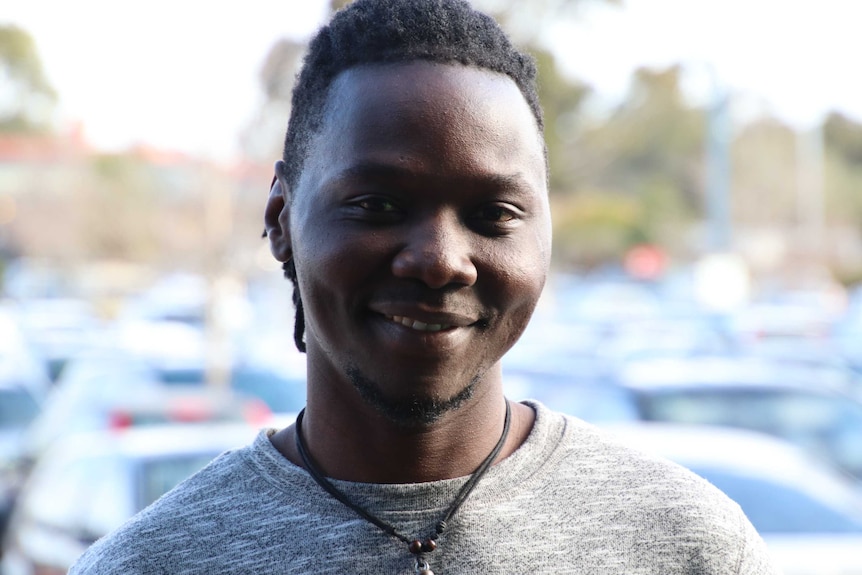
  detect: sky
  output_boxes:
[3,0,860,162]
[2,0,330,160]
[548,0,862,128]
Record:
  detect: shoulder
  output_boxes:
[542,405,741,514]
[526,403,769,544]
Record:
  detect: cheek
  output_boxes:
[292,221,387,314]
[481,241,548,337]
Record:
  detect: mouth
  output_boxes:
[386,315,454,333]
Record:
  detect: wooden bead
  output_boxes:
[409,540,424,554]
[422,539,437,553]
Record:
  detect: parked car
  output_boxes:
[10,297,106,383]
[151,361,306,417]
[0,312,49,544]
[508,354,862,481]
[606,423,862,575]
[0,383,43,544]
[618,355,862,480]
[0,310,52,397]
[0,423,260,574]
[20,347,305,461]
[21,378,270,466]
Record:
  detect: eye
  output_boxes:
[343,195,404,223]
[475,204,517,223]
[356,197,399,213]
[469,203,523,236]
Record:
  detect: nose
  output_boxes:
[391,212,478,289]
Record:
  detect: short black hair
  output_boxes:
[280,0,544,353]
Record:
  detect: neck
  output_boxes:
[311,392,509,483]
[271,380,534,484]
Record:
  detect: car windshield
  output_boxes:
[508,372,639,423]
[157,366,305,413]
[0,388,41,429]
[690,465,862,534]
[139,453,224,509]
[229,368,305,413]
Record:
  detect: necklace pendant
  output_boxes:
[415,558,435,575]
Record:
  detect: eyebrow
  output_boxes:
[331,162,535,193]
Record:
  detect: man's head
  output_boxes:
[268,0,545,353]
[265,0,551,426]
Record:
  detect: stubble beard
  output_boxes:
[346,365,479,428]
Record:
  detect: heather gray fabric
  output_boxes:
[70,402,779,574]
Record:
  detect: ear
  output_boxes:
[264,160,292,262]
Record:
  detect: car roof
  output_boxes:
[616,355,854,394]
[603,422,862,506]
[39,422,261,462]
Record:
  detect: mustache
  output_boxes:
[370,285,486,317]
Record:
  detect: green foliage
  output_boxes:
[824,144,862,224]
[0,25,56,132]
[824,112,862,166]
[552,190,644,267]
[532,47,590,193]
[549,65,706,265]
[574,66,705,202]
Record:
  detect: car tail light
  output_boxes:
[108,410,134,430]
[167,397,215,422]
[32,563,69,575]
[242,398,272,425]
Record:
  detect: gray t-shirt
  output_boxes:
[70,401,779,574]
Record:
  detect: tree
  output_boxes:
[549,66,706,267]
[0,25,56,132]
[239,38,306,161]
[823,112,862,226]
[731,117,797,227]
[824,112,862,167]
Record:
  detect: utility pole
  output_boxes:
[795,124,825,259]
[705,79,732,252]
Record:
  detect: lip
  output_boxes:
[367,304,481,352]
[369,303,480,329]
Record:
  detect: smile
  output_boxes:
[387,315,453,332]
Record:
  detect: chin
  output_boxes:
[347,366,478,427]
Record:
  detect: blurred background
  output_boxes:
[1,0,862,573]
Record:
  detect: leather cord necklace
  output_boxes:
[294,401,512,575]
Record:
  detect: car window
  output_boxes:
[138,453,224,509]
[0,388,40,429]
[157,367,206,385]
[229,369,306,414]
[538,383,638,423]
[155,366,306,413]
[690,465,862,534]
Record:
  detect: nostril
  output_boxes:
[391,247,477,289]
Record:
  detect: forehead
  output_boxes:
[297,61,547,194]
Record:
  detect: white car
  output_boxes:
[1,422,261,575]
[606,422,862,575]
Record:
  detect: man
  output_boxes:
[71,1,779,573]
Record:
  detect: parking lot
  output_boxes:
[2,268,862,574]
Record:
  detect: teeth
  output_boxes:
[390,315,450,332]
